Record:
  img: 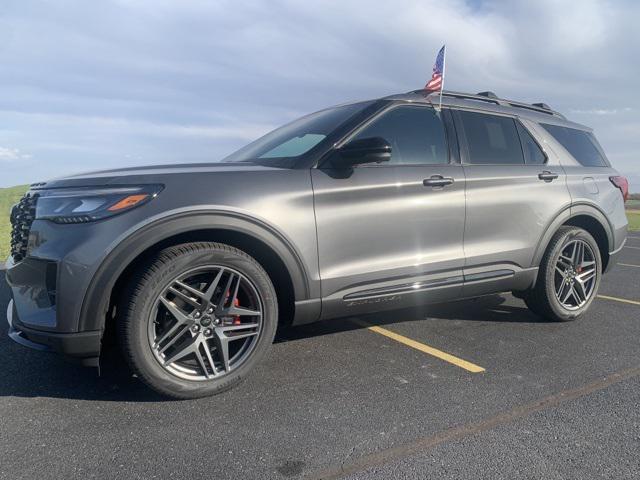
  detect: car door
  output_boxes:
[453,109,572,296]
[311,104,466,319]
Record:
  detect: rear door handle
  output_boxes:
[538,171,559,182]
[423,175,454,188]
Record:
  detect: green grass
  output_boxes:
[0,185,29,261]
[627,210,640,232]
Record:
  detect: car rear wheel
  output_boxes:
[522,226,601,322]
[118,242,277,399]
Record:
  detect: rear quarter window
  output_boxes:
[541,124,609,167]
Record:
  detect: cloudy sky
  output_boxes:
[1,0,639,189]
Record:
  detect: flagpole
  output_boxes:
[439,45,446,110]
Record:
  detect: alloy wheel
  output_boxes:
[147,265,263,381]
[553,239,597,310]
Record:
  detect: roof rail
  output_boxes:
[476,91,499,99]
[408,89,565,119]
[504,99,565,119]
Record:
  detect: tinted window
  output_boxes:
[458,111,524,165]
[541,124,608,167]
[352,105,448,165]
[516,122,546,165]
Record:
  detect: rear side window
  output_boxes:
[352,105,448,165]
[541,124,608,167]
[516,122,546,165]
[458,111,524,165]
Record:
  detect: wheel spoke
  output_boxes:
[571,284,585,305]
[216,323,259,342]
[194,344,213,379]
[203,268,225,302]
[163,335,198,366]
[223,330,258,341]
[568,242,577,265]
[223,306,262,317]
[168,286,202,309]
[561,281,574,304]
[215,272,237,312]
[174,280,209,301]
[212,332,230,372]
[159,296,189,323]
[219,323,260,332]
[557,256,572,271]
[576,268,596,285]
[573,241,584,267]
[202,339,218,376]
[157,322,191,353]
[557,278,569,302]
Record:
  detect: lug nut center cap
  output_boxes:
[200,317,212,327]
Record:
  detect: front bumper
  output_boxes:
[7,299,101,366]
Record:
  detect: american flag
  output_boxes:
[425,45,446,92]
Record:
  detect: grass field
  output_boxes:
[1,185,639,261]
[627,210,640,231]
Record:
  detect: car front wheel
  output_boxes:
[118,242,277,399]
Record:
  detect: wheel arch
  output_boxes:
[79,211,313,336]
[533,204,613,272]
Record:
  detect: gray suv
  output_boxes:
[6,90,629,398]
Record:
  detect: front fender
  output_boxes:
[78,208,314,332]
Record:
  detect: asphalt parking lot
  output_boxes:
[1,235,639,480]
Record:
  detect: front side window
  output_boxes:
[540,124,609,167]
[458,110,524,165]
[351,105,448,165]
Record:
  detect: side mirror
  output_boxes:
[334,137,392,168]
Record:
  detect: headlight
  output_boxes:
[35,184,163,224]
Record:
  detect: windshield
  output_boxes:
[222,102,371,165]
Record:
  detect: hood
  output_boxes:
[30,162,282,190]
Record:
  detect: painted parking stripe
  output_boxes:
[355,320,485,373]
[597,295,640,306]
[618,263,640,268]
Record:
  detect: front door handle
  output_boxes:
[538,171,559,182]
[423,175,454,188]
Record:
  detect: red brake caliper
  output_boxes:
[226,291,242,325]
[233,298,241,325]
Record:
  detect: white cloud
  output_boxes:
[0,146,31,162]
[570,108,633,116]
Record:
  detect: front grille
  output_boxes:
[10,193,38,262]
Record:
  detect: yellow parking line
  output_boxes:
[355,320,485,373]
[597,295,640,306]
[618,263,640,268]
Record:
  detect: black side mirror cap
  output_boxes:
[333,137,392,168]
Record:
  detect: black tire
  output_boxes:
[523,226,601,322]
[118,242,278,399]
